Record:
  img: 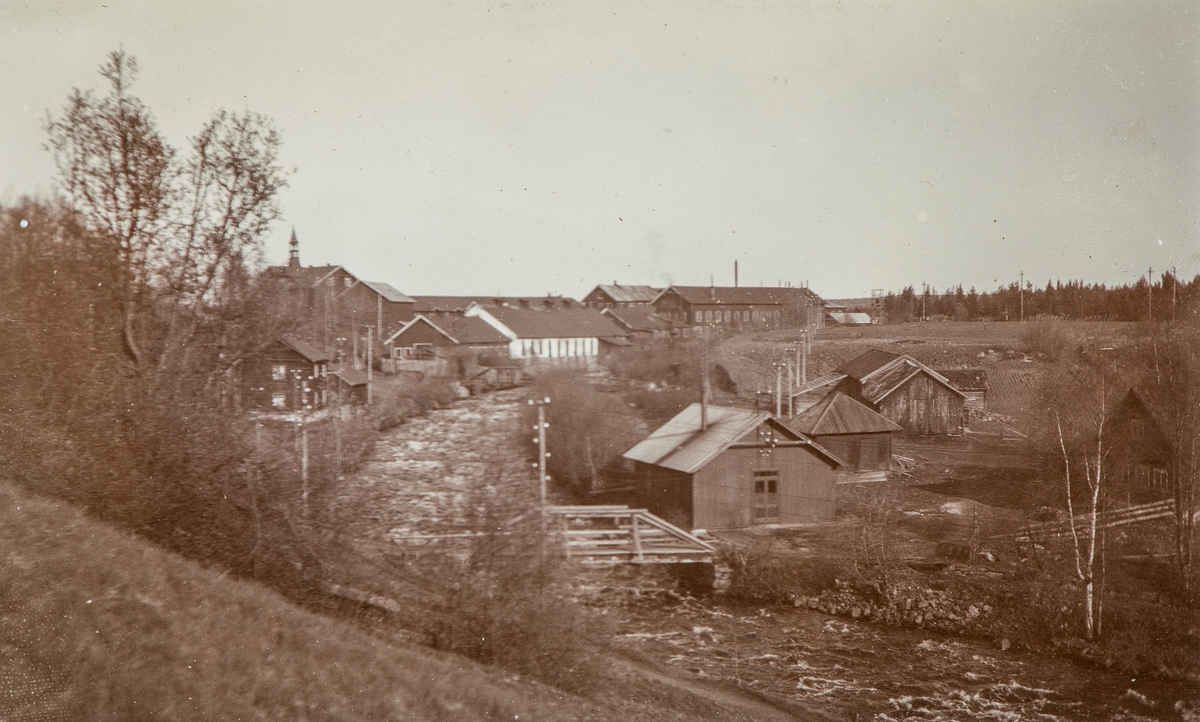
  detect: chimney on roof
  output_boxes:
[734,260,738,288]
[288,228,300,269]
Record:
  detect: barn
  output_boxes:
[789,350,967,435]
[938,369,988,414]
[623,404,842,530]
[783,392,902,480]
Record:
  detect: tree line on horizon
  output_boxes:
[877,275,1200,323]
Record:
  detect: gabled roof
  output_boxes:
[789,373,849,414]
[385,314,510,347]
[655,285,823,307]
[785,392,903,436]
[624,403,842,474]
[836,349,901,379]
[601,307,675,333]
[472,306,628,340]
[442,315,511,345]
[361,280,415,304]
[837,350,966,404]
[279,337,331,363]
[589,284,662,304]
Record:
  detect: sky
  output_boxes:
[2,0,1197,300]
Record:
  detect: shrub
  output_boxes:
[1020,319,1072,361]
[721,545,839,604]
[423,510,603,693]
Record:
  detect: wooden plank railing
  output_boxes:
[546,505,716,564]
[1011,499,1192,543]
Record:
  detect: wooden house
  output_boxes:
[651,285,825,336]
[623,404,842,530]
[790,350,967,435]
[1107,389,1174,504]
[583,284,662,309]
[247,337,331,412]
[465,305,629,365]
[784,392,902,480]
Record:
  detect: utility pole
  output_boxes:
[773,362,784,417]
[785,348,796,418]
[1019,271,1024,322]
[366,326,373,404]
[700,342,710,430]
[1172,266,1177,323]
[922,283,927,321]
[1148,267,1154,322]
[529,397,551,548]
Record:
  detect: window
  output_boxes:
[271,392,286,408]
[705,310,713,323]
[271,364,287,381]
[326,278,334,287]
[753,470,779,521]
[724,311,731,322]
[343,277,352,287]
[695,311,703,323]
[775,309,781,319]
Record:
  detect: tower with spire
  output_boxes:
[288,228,300,269]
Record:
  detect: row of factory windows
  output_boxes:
[694,308,782,324]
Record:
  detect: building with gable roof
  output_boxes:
[789,350,968,435]
[583,283,663,309]
[651,285,825,336]
[784,392,902,475]
[623,404,842,529]
[465,304,629,364]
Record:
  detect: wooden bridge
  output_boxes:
[546,505,717,565]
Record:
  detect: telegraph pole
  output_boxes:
[1019,271,1024,322]
[773,362,784,417]
[801,329,808,385]
[785,348,796,418]
[366,326,373,404]
[529,397,551,548]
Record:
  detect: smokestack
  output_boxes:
[734,260,738,287]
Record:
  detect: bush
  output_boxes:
[1020,319,1073,361]
[423,511,603,693]
[721,545,839,604]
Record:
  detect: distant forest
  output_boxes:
[875,274,1200,323]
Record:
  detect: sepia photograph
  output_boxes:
[1,1,1198,719]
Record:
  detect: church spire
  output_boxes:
[288,228,300,268]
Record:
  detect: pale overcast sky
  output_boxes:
[2,1,1196,299]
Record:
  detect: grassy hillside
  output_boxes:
[0,478,621,721]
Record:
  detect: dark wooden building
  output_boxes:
[1107,389,1174,504]
[247,337,331,412]
[623,404,842,530]
[383,314,510,360]
[331,368,369,406]
[600,307,677,342]
[790,350,967,435]
[410,295,582,319]
[784,392,902,477]
[651,285,825,336]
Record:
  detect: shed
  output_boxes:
[784,392,902,476]
[623,404,842,530]
[331,368,369,406]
